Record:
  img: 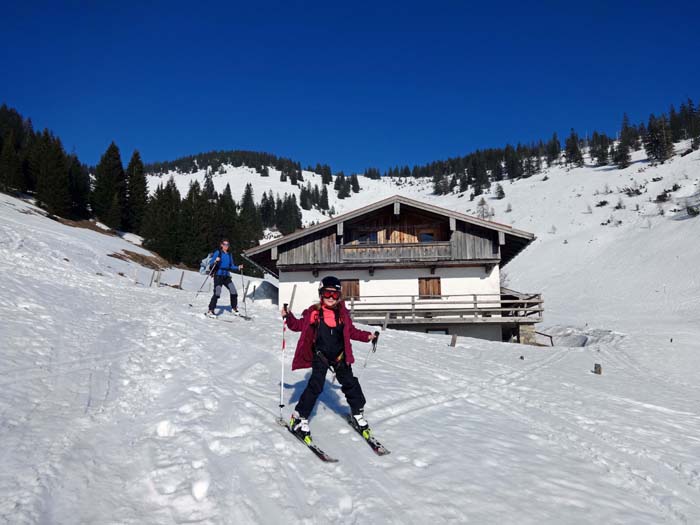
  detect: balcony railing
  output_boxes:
[341,242,452,262]
[346,292,543,325]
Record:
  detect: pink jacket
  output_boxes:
[285,302,373,370]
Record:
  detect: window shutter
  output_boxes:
[341,279,360,299]
[419,277,441,299]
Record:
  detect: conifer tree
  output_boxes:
[92,142,126,227]
[142,178,181,261]
[495,183,505,199]
[67,155,90,219]
[320,185,329,210]
[504,145,522,179]
[217,183,238,253]
[545,133,560,166]
[126,151,148,232]
[476,197,489,219]
[0,129,21,191]
[33,131,71,217]
[643,114,674,163]
[238,183,262,249]
[178,180,208,266]
[350,174,360,193]
[564,129,584,167]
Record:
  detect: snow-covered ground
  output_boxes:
[3,143,700,523]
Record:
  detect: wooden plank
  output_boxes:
[449,216,456,231]
[271,246,278,260]
[394,201,400,215]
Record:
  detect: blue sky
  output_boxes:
[2,1,698,172]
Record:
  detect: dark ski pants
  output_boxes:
[208,275,238,311]
[295,355,366,419]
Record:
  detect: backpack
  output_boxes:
[199,249,221,275]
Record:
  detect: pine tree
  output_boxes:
[504,145,522,179]
[33,131,71,217]
[178,180,208,266]
[0,129,21,191]
[125,151,148,232]
[495,183,505,199]
[299,184,312,210]
[261,166,270,177]
[142,177,181,262]
[545,133,560,166]
[239,183,262,249]
[217,184,238,254]
[564,129,584,167]
[320,185,329,210]
[92,142,126,227]
[350,174,360,193]
[644,114,674,163]
[476,197,489,219]
[67,155,90,219]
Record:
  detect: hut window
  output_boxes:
[341,279,360,299]
[418,277,441,299]
[418,231,435,242]
[356,231,377,244]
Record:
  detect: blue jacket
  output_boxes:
[212,250,239,276]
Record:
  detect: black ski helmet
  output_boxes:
[318,275,342,294]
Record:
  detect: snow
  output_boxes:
[3,142,700,523]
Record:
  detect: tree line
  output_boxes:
[358,97,699,198]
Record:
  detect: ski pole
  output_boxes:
[358,331,380,382]
[279,303,288,421]
[240,268,247,318]
[190,264,216,306]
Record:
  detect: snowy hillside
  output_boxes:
[150,143,700,384]
[4,158,700,524]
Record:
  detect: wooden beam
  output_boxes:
[271,246,278,260]
[498,231,506,245]
[449,217,456,231]
[337,222,344,237]
[394,201,400,216]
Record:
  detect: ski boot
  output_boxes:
[289,412,312,444]
[351,411,371,439]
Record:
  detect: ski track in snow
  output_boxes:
[3,156,700,525]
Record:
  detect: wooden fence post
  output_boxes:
[178,271,185,289]
[450,334,458,347]
[148,270,156,287]
[593,363,602,375]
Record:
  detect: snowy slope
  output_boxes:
[150,144,700,382]
[3,178,700,525]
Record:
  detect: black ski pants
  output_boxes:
[208,275,238,311]
[295,355,366,419]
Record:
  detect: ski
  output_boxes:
[203,312,252,322]
[276,418,338,463]
[346,415,390,456]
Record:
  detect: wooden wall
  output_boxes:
[450,223,498,260]
[275,211,499,266]
[277,228,339,265]
[346,210,449,244]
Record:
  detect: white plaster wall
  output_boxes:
[279,265,501,313]
[390,323,503,341]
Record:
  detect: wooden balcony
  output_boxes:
[341,242,453,263]
[346,292,543,326]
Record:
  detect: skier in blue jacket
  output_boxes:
[207,239,244,316]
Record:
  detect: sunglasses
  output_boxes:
[222,242,230,246]
[320,289,341,300]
